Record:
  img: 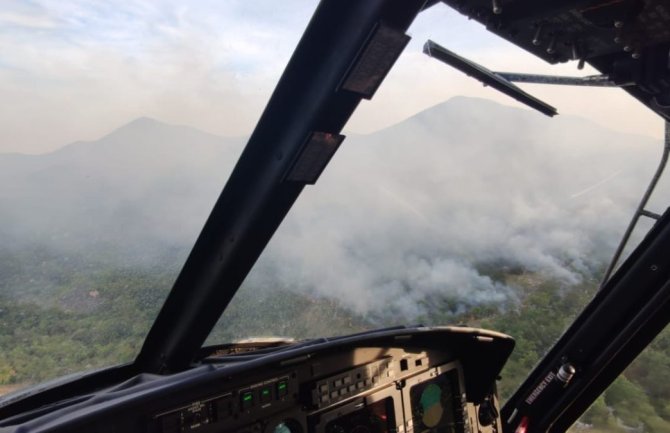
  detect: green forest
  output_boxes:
[1,255,669,433]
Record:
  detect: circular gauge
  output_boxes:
[270,419,302,433]
[419,383,444,428]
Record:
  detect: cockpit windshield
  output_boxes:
[1,4,667,429]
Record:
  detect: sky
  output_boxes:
[0,0,664,154]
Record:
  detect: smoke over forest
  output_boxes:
[0,96,663,319]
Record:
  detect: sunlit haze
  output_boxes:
[0,0,663,154]
[3,3,670,418]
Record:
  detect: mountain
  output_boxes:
[0,118,245,263]
[268,97,660,315]
[0,97,662,312]
[1,98,668,431]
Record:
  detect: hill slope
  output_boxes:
[1,97,669,431]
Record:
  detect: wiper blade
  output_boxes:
[423,40,558,117]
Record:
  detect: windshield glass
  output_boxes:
[576,326,670,432]
[0,0,311,394]
[208,2,662,342]
[0,1,666,419]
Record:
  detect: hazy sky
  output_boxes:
[0,0,664,154]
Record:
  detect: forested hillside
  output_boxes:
[1,98,668,431]
[1,256,669,432]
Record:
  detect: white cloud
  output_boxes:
[0,0,663,154]
[0,10,57,29]
[0,1,312,153]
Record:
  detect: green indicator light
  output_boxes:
[278,382,287,390]
[262,389,271,396]
[243,393,253,402]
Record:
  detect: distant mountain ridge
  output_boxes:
[2,99,669,431]
[0,116,245,259]
[0,96,663,313]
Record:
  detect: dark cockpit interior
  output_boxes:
[1,327,513,433]
[2,1,670,433]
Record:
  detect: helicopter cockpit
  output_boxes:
[1,1,670,433]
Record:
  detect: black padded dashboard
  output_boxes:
[0,327,513,433]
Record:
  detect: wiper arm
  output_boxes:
[423,40,558,117]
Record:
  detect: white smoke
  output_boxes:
[0,97,663,320]
[252,97,661,316]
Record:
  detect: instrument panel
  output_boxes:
[147,328,512,433]
[0,327,514,433]
[154,353,466,433]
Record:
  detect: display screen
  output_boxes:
[325,397,395,433]
[409,371,463,433]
